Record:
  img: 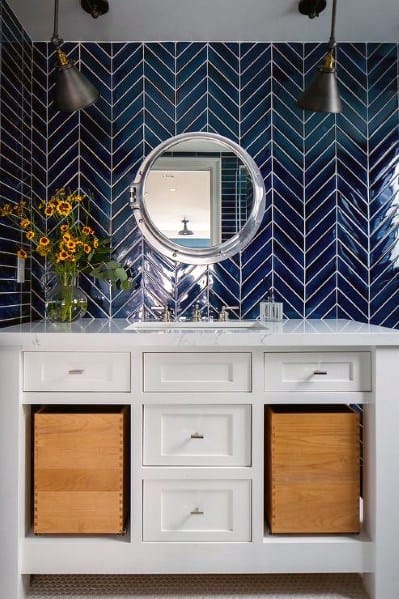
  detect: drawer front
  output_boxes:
[264,352,371,392]
[143,479,251,542]
[24,352,131,392]
[143,352,251,393]
[143,404,251,466]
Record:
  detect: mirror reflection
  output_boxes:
[144,139,254,249]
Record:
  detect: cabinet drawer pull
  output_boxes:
[190,433,204,439]
[190,507,204,515]
[68,369,84,375]
[313,370,327,375]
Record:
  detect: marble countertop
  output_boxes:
[1,318,399,348]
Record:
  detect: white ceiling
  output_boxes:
[7,0,399,42]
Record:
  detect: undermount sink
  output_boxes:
[125,320,268,331]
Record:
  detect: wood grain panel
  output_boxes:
[34,407,128,534]
[265,405,360,534]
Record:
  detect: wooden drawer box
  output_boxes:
[265,405,360,534]
[34,406,129,534]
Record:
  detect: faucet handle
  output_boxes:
[152,305,174,322]
[218,306,239,321]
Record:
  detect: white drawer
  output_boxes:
[143,404,251,466]
[143,352,251,393]
[23,352,131,392]
[264,351,371,392]
[143,479,251,542]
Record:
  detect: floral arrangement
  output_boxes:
[0,189,131,321]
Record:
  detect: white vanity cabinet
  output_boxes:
[1,319,399,599]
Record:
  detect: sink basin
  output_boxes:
[125,320,268,331]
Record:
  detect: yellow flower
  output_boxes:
[83,244,92,254]
[1,204,12,216]
[39,236,50,247]
[17,249,28,259]
[60,224,69,233]
[82,226,92,235]
[66,240,76,252]
[20,218,31,229]
[14,201,26,217]
[44,205,54,217]
[37,246,49,257]
[56,250,69,262]
[93,238,99,249]
[26,230,35,240]
[74,194,84,202]
[62,233,71,242]
[56,201,72,217]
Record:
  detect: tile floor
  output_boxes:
[28,573,369,598]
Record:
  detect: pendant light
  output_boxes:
[297,0,342,113]
[178,218,194,236]
[51,0,100,113]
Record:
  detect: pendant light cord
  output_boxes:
[51,0,62,47]
[328,0,337,50]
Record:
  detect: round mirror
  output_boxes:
[130,132,265,264]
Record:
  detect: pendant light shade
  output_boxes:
[297,0,342,113]
[51,0,100,113]
[297,53,342,113]
[55,49,99,113]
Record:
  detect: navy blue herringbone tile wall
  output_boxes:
[0,1,32,328]
[13,41,399,325]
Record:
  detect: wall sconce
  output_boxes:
[297,0,342,113]
[51,0,100,112]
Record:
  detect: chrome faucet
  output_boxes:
[191,303,204,322]
[152,305,174,322]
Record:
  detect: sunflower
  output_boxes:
[66,240,76,252]
[56,201,72,217]
[44,205,54,217]
[62,233,71,242]
[26,230,35,240]
[82,226,92,235]
[56,249,69,262]
[83,244,92,254]
[60,224,69,233]
[39,236,50,247]
[37,246,49,257]
[17,248,28,259]
[20,218,31,229]
[0,204,12,216]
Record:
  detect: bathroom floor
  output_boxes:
[29,574,368,598]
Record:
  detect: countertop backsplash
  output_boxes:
[0,3,398,327]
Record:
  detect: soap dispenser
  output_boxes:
[260,287,283,321]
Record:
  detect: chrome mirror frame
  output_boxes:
[130,132,266,264]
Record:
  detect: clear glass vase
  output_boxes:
[45,272,88,323]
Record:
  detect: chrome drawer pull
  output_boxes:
[190,507,204,515]
[68,369,84,375]
[313,370,327,375]
[190,433,204,439]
